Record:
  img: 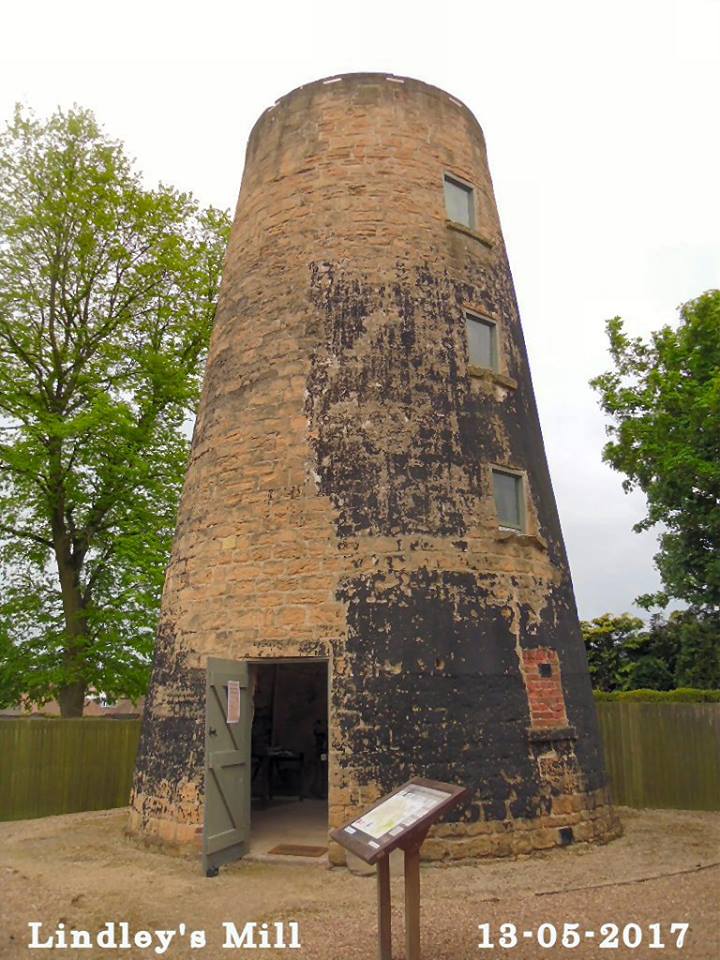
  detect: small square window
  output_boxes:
[444,175,474,229]
[539,662,553,678]
[492,469,525,531]
[466,313,498,371]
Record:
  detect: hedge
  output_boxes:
[593,688,720,703]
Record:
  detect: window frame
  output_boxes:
[465,310,499,372]
[491,467,527,533]
[443,172,475,230]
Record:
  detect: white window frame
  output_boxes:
[443,173,475,229]
[465,310,498,371]
[491,467,527,533]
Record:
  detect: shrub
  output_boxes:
[593,688,720,703]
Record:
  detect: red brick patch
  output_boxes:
[521,648,568,729]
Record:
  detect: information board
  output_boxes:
[331,777,469,864]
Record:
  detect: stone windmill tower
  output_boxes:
[129,74,619,867]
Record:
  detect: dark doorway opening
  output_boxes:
[249,659,328,856]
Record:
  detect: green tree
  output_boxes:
[661,608,720,689]
[581,609,720,691]
[615,613,678,691]
[580,613,646,692]
[0,105,230,716]
[620,654,675,692]
[590,290,720,610]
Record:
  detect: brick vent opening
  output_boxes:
[521,648,569,729]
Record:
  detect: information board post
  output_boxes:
[331,778,469,960]
[376,854,392,960]
[404,844,421,960]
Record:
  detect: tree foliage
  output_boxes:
[590,291,720,609]
[581,610,720,692]
[581,613,646,692]
[0,105,230,716]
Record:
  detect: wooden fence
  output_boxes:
[0,705,718,821]
[596,701,720,811]
[0,718,141,821]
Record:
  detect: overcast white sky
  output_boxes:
[1,0,718,619]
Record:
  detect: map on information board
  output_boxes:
[348,784,448,842]
[331,777,469,864]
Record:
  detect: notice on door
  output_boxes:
[226,680,241,724]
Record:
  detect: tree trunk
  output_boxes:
[52,512,89,719]
[57,680,86,718]
[56,567,88,717]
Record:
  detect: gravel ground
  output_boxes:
[1,806,718,960]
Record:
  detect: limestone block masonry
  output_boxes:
[128,73,621,862]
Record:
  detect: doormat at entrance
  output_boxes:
[267,844,327,857]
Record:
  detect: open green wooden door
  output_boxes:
[203,657,251,876]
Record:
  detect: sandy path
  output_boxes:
[1,807,718,959]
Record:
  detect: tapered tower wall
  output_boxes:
[129,74,620,860]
